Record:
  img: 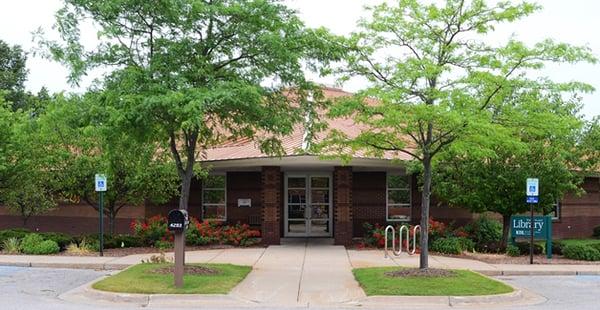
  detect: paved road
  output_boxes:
[1,266,600,310]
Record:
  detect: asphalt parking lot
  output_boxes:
[1,266,599,310]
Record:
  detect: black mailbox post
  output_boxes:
[168,209,189,232]
[168,209,188,288]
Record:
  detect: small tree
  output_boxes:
[319,0,595,269]
[433,89,586,246]
[0,100,57,225]
[38,95,178,235]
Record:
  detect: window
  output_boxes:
[551,200,560,221]
[387,174,411,221]
[202,175,226,221]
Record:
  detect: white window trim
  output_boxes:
[201,174,227,221]
[386,172,412,222]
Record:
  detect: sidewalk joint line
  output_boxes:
[206,249,226,263]
[296,238,308,303]
[252,247,268,267]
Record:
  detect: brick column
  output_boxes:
[334,166,353,246]
[261,166,281,245]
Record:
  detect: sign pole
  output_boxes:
[95,174,107,257]
[99,191,104,257]
[530,202,534,265]
[525,178,539,265]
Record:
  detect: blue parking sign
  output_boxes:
[95,174,107,192]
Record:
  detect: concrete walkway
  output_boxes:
[231,238,365,306]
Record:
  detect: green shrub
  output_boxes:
[590,243,600,253]
[593,225,600,238]
[155,240,173,250]
[552,241,564,255]
[2,237,21,254]
[456,237,475,252]
[430,237,473,254]
[464,217,502,252]
[562,244,600,261]
[109,235,143,248]
[39,232,73,250]
[21,234,60,255]
[0,228,30,249]
[514,242,544,255]
[35,240,61,255]
[506,244,520,257]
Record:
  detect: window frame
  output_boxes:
[386,172,412,222]
[551,200,560,221]
[201,174,227,221]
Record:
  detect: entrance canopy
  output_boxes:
[201,155,407,172]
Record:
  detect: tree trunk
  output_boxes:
[179,165,194,211]
[419,155,432,270]
[501,214,511,248]
[108,208,116,236]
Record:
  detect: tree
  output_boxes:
[0,99,57,225]
[0,40,28,110]
[37,95,179,235]
[432,88,586,246]
[580,117,600,172]
[42,0,342,237]
[319,0,595,269]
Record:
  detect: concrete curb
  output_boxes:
[448,289,522,307]
[358,288,545,308]
[58,270,255,308]
[478,270,600,276]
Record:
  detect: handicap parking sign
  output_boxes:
[526,178,539,204]
[95,174,107,192]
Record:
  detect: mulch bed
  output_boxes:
[51,244,266,257]
[149,265,220,276]
[385,268,457,278]
[461,252,600,265]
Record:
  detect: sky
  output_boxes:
[0,0,598,119]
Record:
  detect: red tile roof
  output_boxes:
[200,87,414,162]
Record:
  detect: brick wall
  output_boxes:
[226,172,262,226]
[352,171,386,237]
[334,166,353,245]
[0,202,145,235]
[261,166,281,245]
[553,177,600,238]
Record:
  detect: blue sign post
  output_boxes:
[95,174,107,257]
[525,178,539,264]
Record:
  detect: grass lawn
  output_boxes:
[353,267,513,296]
[93,263,251,294]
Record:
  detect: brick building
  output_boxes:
[0,87,598,243]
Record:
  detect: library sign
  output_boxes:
[510,215,553,258]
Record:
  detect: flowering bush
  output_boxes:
[130,216,261,247]
[130,215,170,246]
[428,217,449,242]
[191,220,261,246]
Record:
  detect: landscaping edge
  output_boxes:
[58,272,254,308]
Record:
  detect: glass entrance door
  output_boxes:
[285,174,332,237]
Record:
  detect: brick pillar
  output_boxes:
[261,166,281,245]
[334,166,353,246]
